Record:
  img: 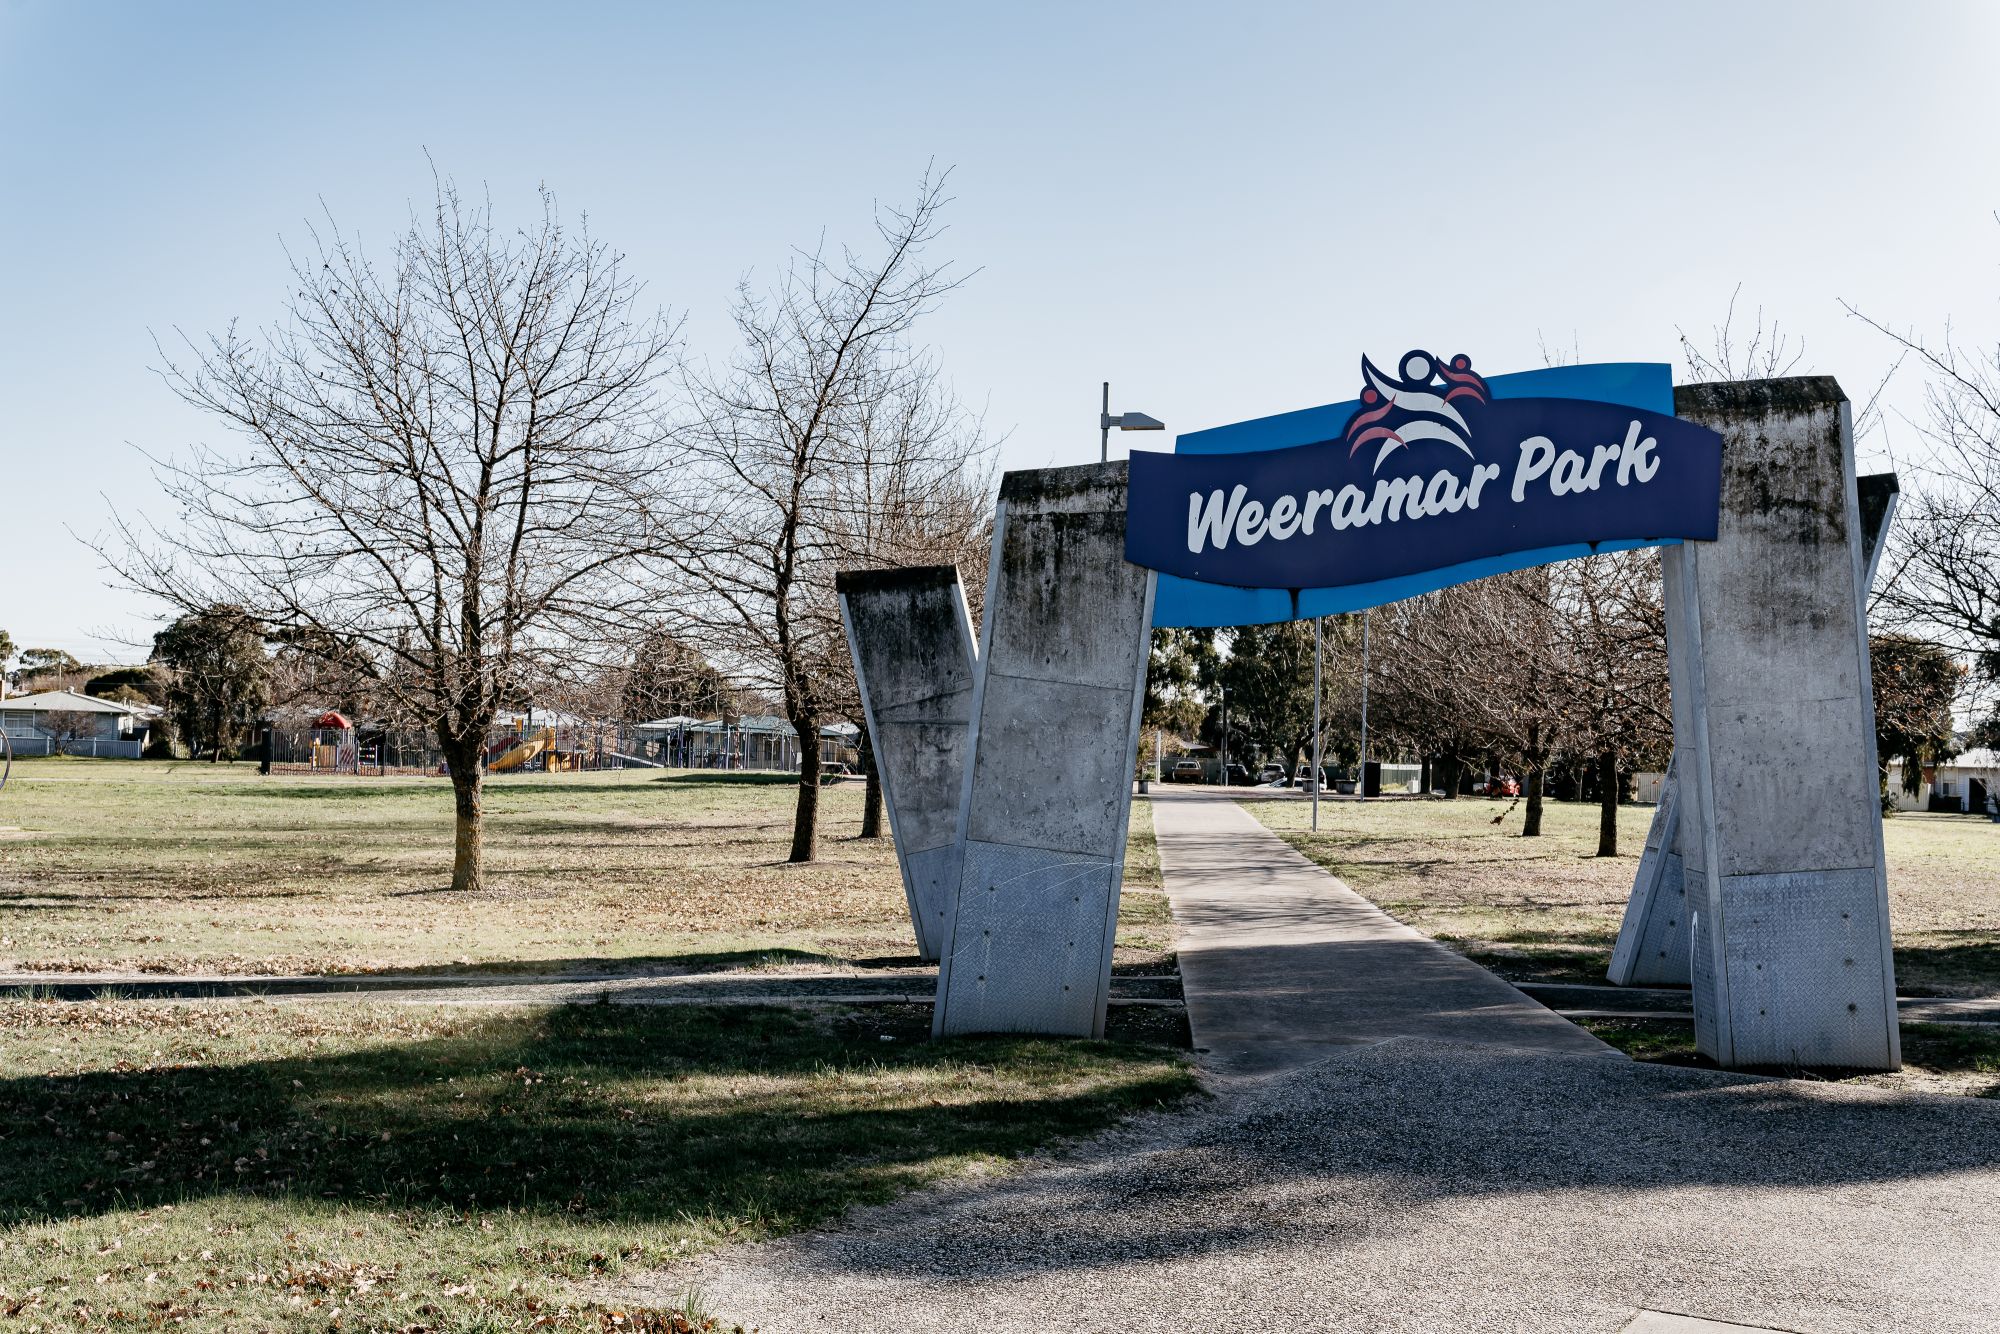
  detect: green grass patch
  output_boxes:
[0,998,1195,1330]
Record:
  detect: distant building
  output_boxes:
[0,689,150,758]
[1884,749,2000,813]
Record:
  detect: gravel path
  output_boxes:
[636,1040,2000,1332]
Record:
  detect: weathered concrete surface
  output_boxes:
[1154,789,1613,1074]
[1607,755,1692,987]
[837,565,979,960]
[1668,379,1898,1069]
[933,462,1154,1038]
[638,1040,2000,1333]
[1610,470,1898,992]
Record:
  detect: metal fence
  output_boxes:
[2,735,144,759]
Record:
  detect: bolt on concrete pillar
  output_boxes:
[933,461,1155,1038]
[836,566,979,962]
[1665,379,1898,1070]
[1610,472,1899,992]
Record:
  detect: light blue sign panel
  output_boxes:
[1149,362,1677,628]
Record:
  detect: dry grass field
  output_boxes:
[1250,794,2000,997]
[0,760,1169,978]
[0,761,1190,1332]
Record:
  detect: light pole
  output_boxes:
[1219,684,1228,787]
[1100,382,1165,462]
[1358,610,1371,798]
[1311,616,1323,830]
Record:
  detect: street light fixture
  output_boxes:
[1100,381,1165,462]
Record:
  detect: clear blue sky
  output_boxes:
[3,1,1996,662]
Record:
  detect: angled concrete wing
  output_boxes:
[934,462,1156,1038]
[837,566,978,962]
[1606,754,1691,987]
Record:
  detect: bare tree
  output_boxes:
[1844,286,2000,695]
[111,176,680,890]
[1678,283,1807,385]
[37,708,99,756]
[659,168,982,862]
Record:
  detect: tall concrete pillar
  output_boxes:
[836,566,978,962]
[933,462,1155,1038]
[1609,472,1898,992]
[1666,379,1898,1070]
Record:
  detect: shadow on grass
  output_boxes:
[375,948,854,977]
[1892,934,2000,996]
[0,1004,1194,1230]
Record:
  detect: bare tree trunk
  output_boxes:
[859,724,884,839]
[442,738,485,891]
[789,706,822,863]
[1596,748,1619,857]
[1522,720,1545,838]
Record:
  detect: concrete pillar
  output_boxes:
[933,461,1156,1038]
[1666,378,1898,1070]
[1609,472,1898,993]
[836,565,979,961]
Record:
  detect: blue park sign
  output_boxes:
[1128,353,1724,628]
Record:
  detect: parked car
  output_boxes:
[1219,762,1253,786]
[1257,763,1287,785]
[1170,759,1205,783]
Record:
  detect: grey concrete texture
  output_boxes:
[644,1039,2000,1333]
[1153,789,1612,1074]
[1667,378,1898,1069]
[1609,757,1692,987]
[933,462,1154,1038]
[838,565,979,960]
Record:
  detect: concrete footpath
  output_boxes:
[1149,787,1613,1074]
[638,791,2000,1332]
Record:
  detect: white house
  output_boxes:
[1884,749,2000,813]
[0,690,149,758]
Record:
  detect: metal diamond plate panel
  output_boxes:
[1717,868,1895,1069]
[935,840,1115,1036]
[1690,898,1722,1060]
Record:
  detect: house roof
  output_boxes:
[0,689,140,716]
[634,715,707,731]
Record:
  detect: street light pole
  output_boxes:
[1311,616,1323,831]
[1101,382,1111,463]
[1099,382,1165,463]
[1359,610,1371,799]
[1219,685,1228,787]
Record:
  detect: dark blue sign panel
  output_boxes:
[1130,353,1722,628]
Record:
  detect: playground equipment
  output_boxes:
[489,727,555,773]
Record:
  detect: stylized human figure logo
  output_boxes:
[1342,349,1493,471]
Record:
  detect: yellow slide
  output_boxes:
[490,727,554,773]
